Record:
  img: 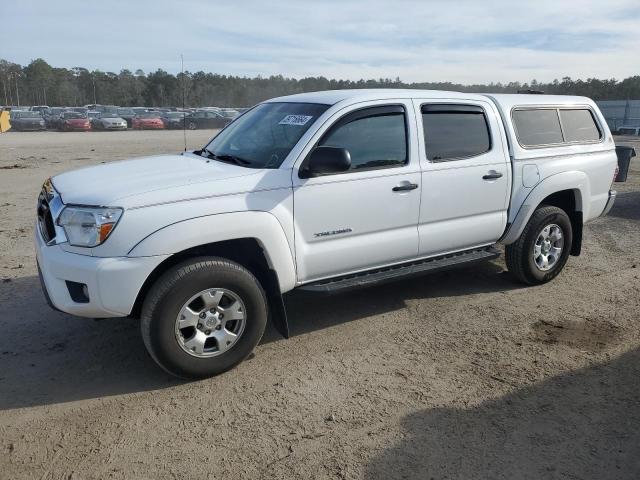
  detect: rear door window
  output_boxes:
[421,104,491,161]
[512,109,564,147]
[559,109,601,142]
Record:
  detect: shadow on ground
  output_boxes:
[366,347,640,480]
[607,190,640,221]
[0,276,180,411]
[267,260,519,341]
[0,261,517,410]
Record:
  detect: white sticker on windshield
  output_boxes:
[279,114,313,126]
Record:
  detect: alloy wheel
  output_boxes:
[533,223,564,271]
[174,288,246,358]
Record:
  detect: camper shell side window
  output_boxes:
[511,106,603,149]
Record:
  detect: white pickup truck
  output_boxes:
[35,89,627,378]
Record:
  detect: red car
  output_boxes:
[58,111,91,131]
[132,113,165,130]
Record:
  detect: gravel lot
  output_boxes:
[0,130,639,479]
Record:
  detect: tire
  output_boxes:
[141,257,268,379]
[505,205,573,285]
[188,121,197,130]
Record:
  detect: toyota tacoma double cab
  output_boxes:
[35,89,628,378]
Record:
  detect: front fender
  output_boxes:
[501,171,588,245]
[128,211,297,292]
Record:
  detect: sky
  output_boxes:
[1,0,639,84]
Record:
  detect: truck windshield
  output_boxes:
[204,102,329,169]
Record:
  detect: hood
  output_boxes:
[52,153,266,207]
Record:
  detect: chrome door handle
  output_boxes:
[392,182,419,192]
[482,171,503,180]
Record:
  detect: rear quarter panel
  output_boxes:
[488,95,617,228]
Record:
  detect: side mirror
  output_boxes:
[300,146,351,178]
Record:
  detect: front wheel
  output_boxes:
[141,257,268,378]
[187,121,197,130]
[505,205,572,285]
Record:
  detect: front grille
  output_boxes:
[37,191,56,242]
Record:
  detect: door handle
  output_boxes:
[482,171,503,180]
[392,182,419,192]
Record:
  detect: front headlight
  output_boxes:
[57,206,123,247]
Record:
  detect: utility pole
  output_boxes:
[2,77,7,106]
[92,76,97,104]
[181,54,186,152]
[8,74,13,105]
[15,74,20,107]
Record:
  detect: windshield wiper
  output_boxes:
[212,154,253,166]
[198,148,252,167]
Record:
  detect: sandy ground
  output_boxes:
[0,130,639,479]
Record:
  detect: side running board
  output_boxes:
[298,246,500,293]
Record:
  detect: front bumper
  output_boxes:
[601,190,617,217]
[35,225,169,318]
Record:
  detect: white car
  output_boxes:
[90,112,128,130]
[35,89,626,378]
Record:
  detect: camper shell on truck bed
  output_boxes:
[484,94,615,243]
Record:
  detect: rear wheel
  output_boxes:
[505,205,572,285]
[188,121,197,130]
[141,257,268,378]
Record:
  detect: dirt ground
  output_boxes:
[0,130,639,480]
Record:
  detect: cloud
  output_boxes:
[1,0,638,84]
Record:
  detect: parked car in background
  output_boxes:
[184,110,231,129]
[44,107,68,129]
[58,111,91,131]
[131,107,148,116]
[10,110,46,131]
[29,105,50,115]
[161,111,186,129]
[219,108,240,119]
[617,126,640,136]
[102,105,120,115]
[84,104,119,114]
[132,112,165,129]
[117,108,136,128]
[90,112,128,130]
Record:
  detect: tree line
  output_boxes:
[2,58,639,108]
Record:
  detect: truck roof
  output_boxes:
[267,89,484,105]
[484,93,596,111]
[267,89,594,108]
